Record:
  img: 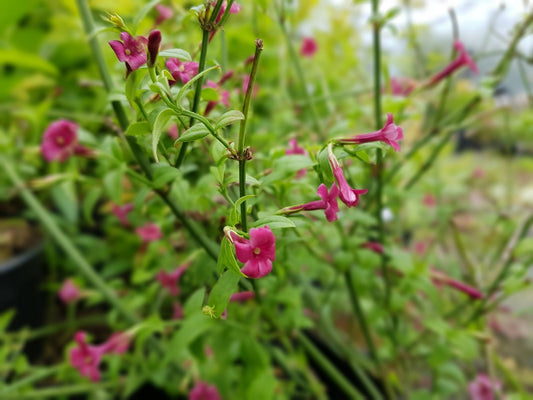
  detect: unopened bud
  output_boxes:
[147,30,162,67]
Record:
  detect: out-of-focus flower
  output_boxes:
[136,223,163,243]
[242,74,259,98]
[327,145,368,207]
[230,291,255,302]
[214,1,242,24]
[423,193,436,207]
[167,58,199,84]
[101,331,130,354]
[300,37,318,57]
[58,279,81,304]
[155,4,173,25]
[430,268,483,299]
[337,114,404,152]
[389,76,416,96]
[428,40,478,86]
[468,373,502,400]
[41,120,90,162]
[204,80,230,115]
[156,264,189,296]
[286,138,308,178]
[109,32,148,72]
[69,332,105,382]
[189,381,221,400]
[363,241,384,254]
[228,226,276,279]
[112,203,134,227]
[172,302,184,319]
[168,125,180,140]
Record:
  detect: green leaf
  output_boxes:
[152,108,176,163]
[215,110,245,130]
[514,237,533,258]
[103,169,123,204]
[0,49,58,76]
[176,123,210,143]
[132,0,161,32]
[152,165,180,188]
[82,186,102,225]
[207,269,242,318]
[184,287,206,316]
[0,310,15,332]
[158,49,192,61]
[177,65,220,105]
[250,215,296,229]
[202,87,219,102]
[217,238,246,277]
[125,69,142,105]
[125,121,151,137]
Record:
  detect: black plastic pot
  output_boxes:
[0,242,46,330]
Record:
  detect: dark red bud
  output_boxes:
[147,30,162,67]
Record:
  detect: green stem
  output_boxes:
[1,157,139,325]
[237,39,263,231]
[297,333,366,400]
[6,381,116,399]
[0,366,63,396]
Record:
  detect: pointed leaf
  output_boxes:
[152,108,176,163]
[250,215,296,229]
[125,121,151,137]
[215,110,245,130]
[207,269,242,318]
[217,237,246,277]
[175,123,210,143]
[158,49,192,61]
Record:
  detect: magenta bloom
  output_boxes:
[389,77,416,96]
[280,183,340,222]
[189,381,221,400]
[58,279,81,304]
[168,125,180,140]
[431,268,483,300]
[69,332,105,382]
[136,223,163,243]
[429,40,479,86]
[155,4,173,25]
[363,241,384,254]
[41,119,87,162]
[230,291,255,302]
[338,114,404,152]
[423,193,436,207]
[215,1,242,24]
[172,302,184,319]
[468,374,502,400]
[286,138,308,178]
[109,32,148,72]
[112,203,134,227]
[156,264,188,296]
[328,146,368,207]
[167,58,199,84]
[229,226,276,279]
[101,332,130,355]
[300,37,318,57]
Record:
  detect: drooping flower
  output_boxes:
[428,40,479,86]
[112,203,134,227]
[389,76,416,96]
[41,119,89,162]
[468,373,502,400]
[109,32,148,72]
[101,331,131,354]
[189,381,221,400]
[228,226,276,279]
[58,279,81,304]
[430,268,483,300]
[135,223,163,243]
[327,145,368,207]
[279,183,340,222]
[286,138,308,178]
[166,58,199,85]
[337,114,404,152]
[156,264,189,296]
[147,30,161,68]
[300,37,318,57]
[69,332,105,382]
[155,4,173,25]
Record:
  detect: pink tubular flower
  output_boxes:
[363,241,384,254]
[155,4,173,25]
[428,40,478,86]
[286,138,308,178]
[147,30,161,67]
[156,264,189,296]
[215,1,242,24]
[136,223,163,243]
[112,203,134,227]
[229,226,276,279]
[230,291,255,302]
[327,145,368,207]
[468,374,502,400]
[168,125,180,140]
[430,268,483,300]
[338,114,404,152]
[300,37,318,57]
[166,58,199,85]
[279,183,340,222]
[389,77,416,96]
[109,32,148,72]
[69,332,105,382]
[58,279,81,304]
[41,119,88,162]
[101,331,130,354]
[189,381,221,400]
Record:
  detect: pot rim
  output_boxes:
[0,242,44,275]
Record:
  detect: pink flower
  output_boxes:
[286,138,308,178]
[172,302,184,319]
[468,374,502,400]
[41,119,89,162]
[168,125,180,140]
[430,268,483,300]
[428,40,478,86]
[189,381,221,400]
[328,146,368,207]
[112,203,134,227]
[229,226,276,279]
[281,183,340,222]
[423,193,436,207]
[204,80,230,115]
[338,114,404,152]
[69,332,105,382]
[109,32,148,72]
[167,58,199,84]
[58,279,81,304]
[414,241,427,256]
[389,77,416,96]
[156,264,189,296]
[101,331,130,354]
[155,4,173,25]
[230,291,255,302]
[215,1,242,24]
[300,37,318,57]
[363,241,384,254]
[136,223,163,243]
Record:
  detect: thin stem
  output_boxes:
[237,39,263,231]
[6,381,116,399]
